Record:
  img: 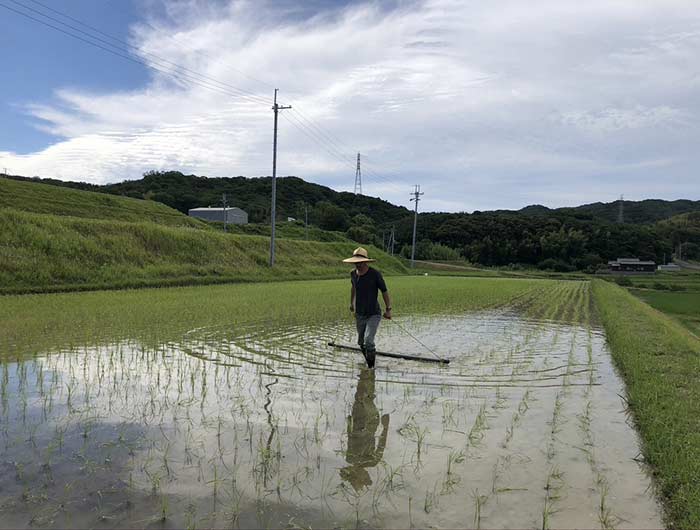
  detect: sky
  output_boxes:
[1,0,699,213]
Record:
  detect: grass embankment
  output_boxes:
[622,269,700,291]
[215,220,349,242]
[0,208,406,294]
[0,276,547,361]
[592,280,700,529]
[631,289,700,336]
[0,176,203,228]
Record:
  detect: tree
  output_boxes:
[315,201,349,231]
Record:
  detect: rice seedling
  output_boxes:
[541,466,564,530]
[423,482,439,513]
[0,277,671,529]
[471,488,489,530]
[468,402,489,446]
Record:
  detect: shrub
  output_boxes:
[614,275,633,287]
[668,284,686,291]
[538,258,575,272]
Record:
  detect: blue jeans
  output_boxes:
[356,314,382,352]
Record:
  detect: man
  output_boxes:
[343,247,392,369]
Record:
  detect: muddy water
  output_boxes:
[0,311,663,529]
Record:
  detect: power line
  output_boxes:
[1,0,270,106]
[288,107,409,191]
[3,0,411,192]
[281,111,408,194]
[280,112,408,196]
[19,0,272,105]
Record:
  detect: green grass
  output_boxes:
[630,289,700,336]
[592,280,700,530]
[0,176,204,227]
[0,276,549,361]
[0,208,406,294]
[622,270,700,292]
[210,220,349,242]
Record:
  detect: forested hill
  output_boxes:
[517,199,700,224]
[4,171,700,270]
[5,171,409,227]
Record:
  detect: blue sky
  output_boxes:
[1,0,699,212]
[0,0,148,152]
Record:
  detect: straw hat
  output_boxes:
[342,247,376,263]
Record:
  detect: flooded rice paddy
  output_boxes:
[0,283,663,529]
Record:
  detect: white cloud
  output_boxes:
[3,0,700,210]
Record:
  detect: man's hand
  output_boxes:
[383,308,392,319]
[349,305,355,313]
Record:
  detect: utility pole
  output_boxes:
[222,193,228,233]
[305,203,309,241]
[270,89,292,267]
[386,226,395,256]
[354,153,362,195]
[410,185,424,268]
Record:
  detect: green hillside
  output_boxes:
[0,175,205,228]
[565,199,700,224]
[6,172,700,270]
[0,176,406,294]
[0,208,406,294]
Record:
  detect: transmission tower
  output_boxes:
[354,153,362,195]
[617,194,624,224]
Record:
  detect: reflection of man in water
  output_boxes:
[340,368,390,492]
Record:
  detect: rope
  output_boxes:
[388,318,445,362]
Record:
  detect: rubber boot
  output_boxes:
[365,348,376,369]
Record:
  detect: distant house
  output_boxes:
[188,207,248,224]
[657,263,681,272]
[608,258,656,274]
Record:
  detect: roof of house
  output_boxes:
[608,258,656,266]
[188,207,246,213]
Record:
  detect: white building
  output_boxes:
[188,207,248,224]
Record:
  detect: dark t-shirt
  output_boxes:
[351,267,387,316]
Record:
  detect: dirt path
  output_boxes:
[675,259,700,270]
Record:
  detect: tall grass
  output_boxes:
[0,176,202,227]
[592,279,700,530]
[0,208,405,293]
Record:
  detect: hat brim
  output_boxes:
[342,256,376,263]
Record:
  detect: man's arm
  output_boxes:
[350,285,356,312]
[382,291,392,319]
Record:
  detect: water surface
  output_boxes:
[0,310,663,528]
